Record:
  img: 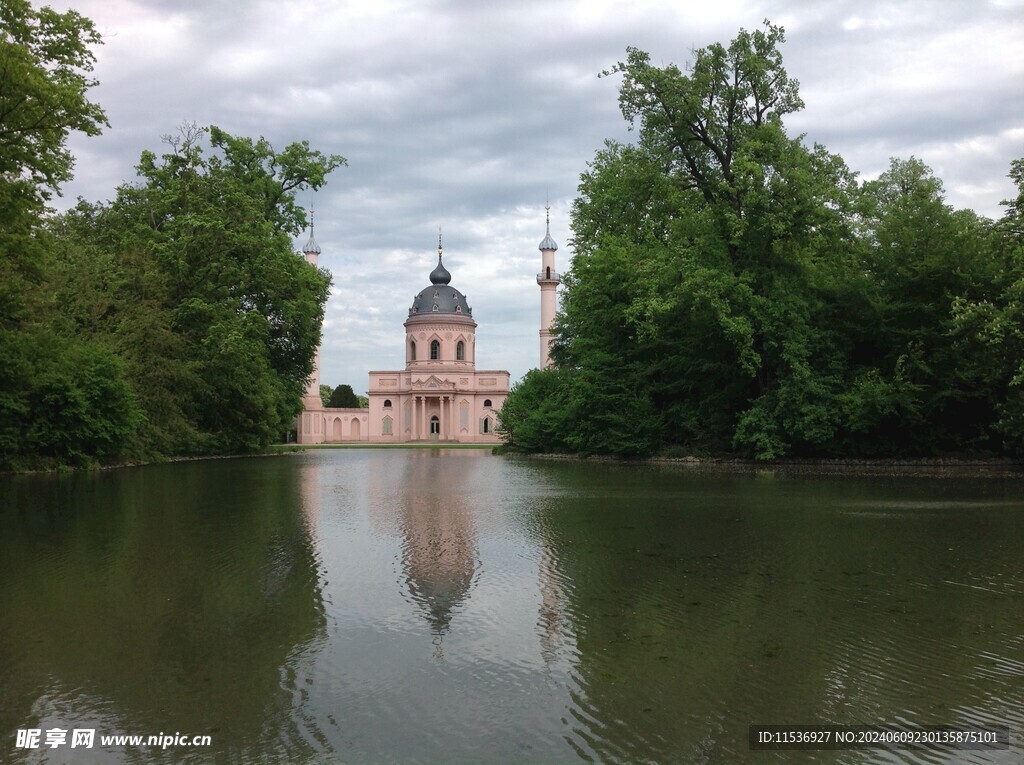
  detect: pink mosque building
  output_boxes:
[295,214,559,444]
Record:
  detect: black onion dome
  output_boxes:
[430,255,451,285]
[409,254,473,317]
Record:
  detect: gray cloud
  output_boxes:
[51,0,1024,390]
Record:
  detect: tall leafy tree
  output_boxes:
[502,23,1008,460]
[510,23,861,458]
[842,157,1000,454]
[0,0,106,328]
[49,124,344,456]
[950,157,1024,453]
[0,0,137,469]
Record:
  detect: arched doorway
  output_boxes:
[430,415,440,440]
[351,417,361,438]
[332,418,342,441]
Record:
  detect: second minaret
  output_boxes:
[537,206,560,369]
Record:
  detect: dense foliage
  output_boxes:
[40,126,341,462]
[500,23,1024,459]
[326,384,361,408]
[0,3,343,469]
[0,0,106,332]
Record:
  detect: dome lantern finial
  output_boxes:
[429,230,451,285]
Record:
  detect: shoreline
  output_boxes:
[6,447,1023,477]
[514,452,1024,477]
[1,443,496,475]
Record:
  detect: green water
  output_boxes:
[1,451,1022,763]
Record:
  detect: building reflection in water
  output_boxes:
[537,542,569,666]
[392,451,482,658]
[296,454,322,540]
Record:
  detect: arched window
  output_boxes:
[546,266,551,279]
[410,341,416,361]
[483,399,491,408]
[431,304,439,312]
[481,416,491,434]
[455,305,462,314]
[430,340,440,360]
[456,341,464,361]
[382,415,393,435]
[383,399,392,408]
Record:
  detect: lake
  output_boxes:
[1,449,1022,763]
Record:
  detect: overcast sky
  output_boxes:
[48,0,1024,391]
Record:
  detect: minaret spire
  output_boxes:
[537,205,560,368]
[302,207,321,257]
[298,205,324,443]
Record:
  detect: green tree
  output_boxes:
[497,368,574,453]
[0,331,141,468]
[839,157,1001,454]
[950,157,1024,453]
[327,384,361,408]
[505,24,1010,460]
[609,25,801,256]
[47,124,344,456]
[0,0,106,329]
[544,23,860,458]
[0,0,134,470]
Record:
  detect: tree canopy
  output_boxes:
[43,124,343,458]
[0,0,106,192]
[1,0,107,330]
[327,384,362,409]
[500,22,1022,460]
[0,0,131,469]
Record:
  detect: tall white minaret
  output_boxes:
[537,206,560,368]
[301,211,323,409]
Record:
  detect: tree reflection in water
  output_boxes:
[0,458,327,763]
